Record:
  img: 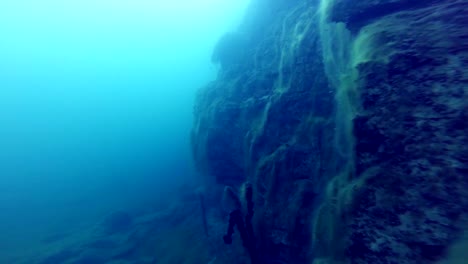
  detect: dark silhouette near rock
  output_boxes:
[223,184,258,264]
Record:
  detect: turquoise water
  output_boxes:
[0,1,249,262]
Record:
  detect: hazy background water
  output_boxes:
[0,0,249,261]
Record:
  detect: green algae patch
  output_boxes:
[312,165,379,264]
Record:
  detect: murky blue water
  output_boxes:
[0,1,249,262]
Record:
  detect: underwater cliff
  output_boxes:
[6,0,466,263]
[192,0,468,263]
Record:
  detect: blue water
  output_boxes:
[0,1,249,262]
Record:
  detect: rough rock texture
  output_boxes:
[328,0,438,31]
[192,0,467,263]
[326,1,468,263]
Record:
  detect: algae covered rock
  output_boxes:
[192,0,467,263]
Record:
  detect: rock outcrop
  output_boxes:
[192,0,468,263]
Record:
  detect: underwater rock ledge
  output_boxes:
[192,0,468,263]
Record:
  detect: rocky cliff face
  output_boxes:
[192,0,468,263]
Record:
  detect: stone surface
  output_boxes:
[192,0,468,263]
[328,0,438,31]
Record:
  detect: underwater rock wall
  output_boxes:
[192,0,467,263]
[315,0,468,264]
